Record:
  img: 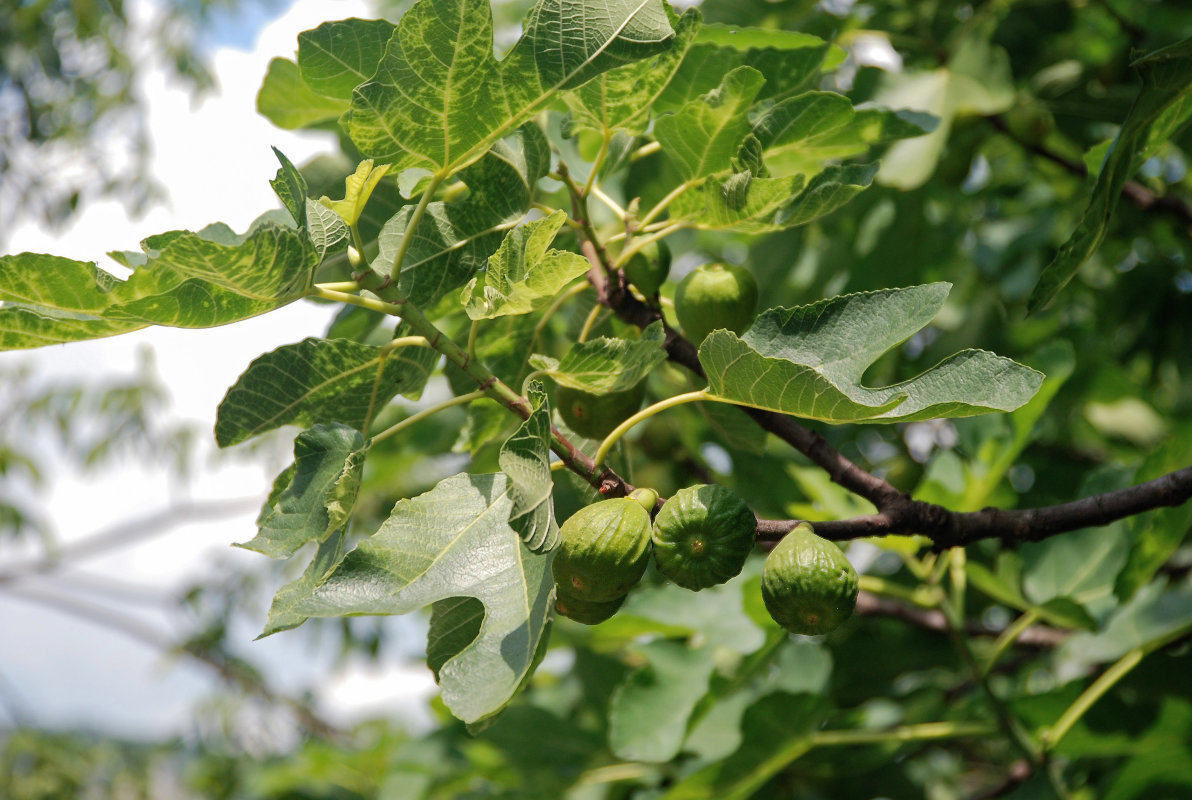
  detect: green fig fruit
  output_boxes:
[674,262,758,345]
[556,381,647,440]
[552,488,658,602]
[761,523,858,635]
[652,484,755,590]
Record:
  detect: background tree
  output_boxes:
[2,1,1192,798]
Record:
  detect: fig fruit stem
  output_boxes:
[388,172,446,280]
[613,223,685,270]
[594,389,710,466]
[577,304,605,342]
[371,390,486,443]
[590,184,626,220]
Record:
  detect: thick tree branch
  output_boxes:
[589,237,1192,546]
[567,175,1192,549]
[760,465,1192,546]
[988,114,1192,225]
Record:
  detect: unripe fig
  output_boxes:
[623,239,672,295]
[556,381,647,440]
[552,488,658,602]
[554,585,626,625]
[674,262,758,345]
[652,484,755,590]
[761,523,858,636]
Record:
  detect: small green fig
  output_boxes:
[556,381,647,440]
[652,484,756,590]
[761,523,858,636]
[674,262,758,345]
[552,488,658,602]
[623,239,672,295]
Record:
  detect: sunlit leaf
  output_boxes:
[655,66,764,180]
[376,124,550,307]
[262,472,555,724]
[241,424,369,558]
[461,211,590,320]
[256,57,347,130]
[700,283,1043,423]
[499,383,558,553]
[347,0,674,173]
[215,337,438,447]
[298,18,395,101]
[529,321,666,393]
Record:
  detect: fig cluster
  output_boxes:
[552,485,858,636]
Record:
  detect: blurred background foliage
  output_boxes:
[2,0,1191,798]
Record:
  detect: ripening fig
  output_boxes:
[761,523,858,636]
[554,585,626,625]
[556,381,647,440]
[623,239,672,295]
[552,488,658,603]
[674,262,758,345]
[651,484,756,590]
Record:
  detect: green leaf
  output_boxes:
[1061,576,1192,668]
[347,0,674,173]
[965,551,1096,631]
[427,596,485,680]
[607,639,717,762]
[602,577,767,653]
[1029,36,1192,312]
[1,222,317,350]
[1021,466,1135,611]
[660,692,828,800]
[260,529,348,636]
[263,472,555,724]
[319,160,392,227]
[256,57,347,130]
[564,7,700,135]
[654,66,764,180]
[752,90,855,155]
[270,147,309,228]
[915,340,1076,512]
[461,211,590,320]
[1115,428,1192,601]
[240,424,369,559]
[656,24,839,112]
[668,163,877,233]
[376,124,550,307]
[700,283,1043,423]
[529,321,667,393]
[304,198,351,263]
[873,25,1014,190]
[215,337,438,447]
[0,254,146,349]
[498,383,558,553]
[298,18,396,101]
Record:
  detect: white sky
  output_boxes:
[1,0,438,737]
